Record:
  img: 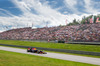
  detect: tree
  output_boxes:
[67,19,79,26]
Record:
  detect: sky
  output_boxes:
[0,0,100,32]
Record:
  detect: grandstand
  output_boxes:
[0,23,100,42]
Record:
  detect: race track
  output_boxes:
[0,46,100,65]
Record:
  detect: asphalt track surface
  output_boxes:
[0,46,100,65]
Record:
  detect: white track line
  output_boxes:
[0,46,100,65]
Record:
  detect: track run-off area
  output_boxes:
[0,46,100,65]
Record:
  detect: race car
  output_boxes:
[27,48,47,54]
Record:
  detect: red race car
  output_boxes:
[27,48,47,54]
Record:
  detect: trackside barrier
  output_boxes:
[67,42,100,45]
[0,44,100,56]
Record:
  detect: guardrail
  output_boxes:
[0,44,100,56]
[67,42,100,45]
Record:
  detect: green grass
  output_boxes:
[0,40,100,52]
[0,50,97,66]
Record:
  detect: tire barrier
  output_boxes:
[58,40,65,43]
[0,44,100,56]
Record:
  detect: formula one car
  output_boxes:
[27,48,47,54]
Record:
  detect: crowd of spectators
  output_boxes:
[0,23,100,42]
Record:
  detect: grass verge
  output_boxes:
[0,50,97,66]
[0,40,100,52]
